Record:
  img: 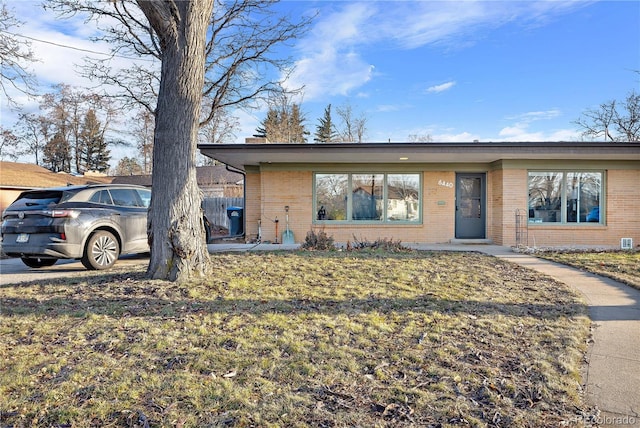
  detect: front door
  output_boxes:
[455,173,486,239]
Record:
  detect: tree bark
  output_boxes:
[137,0,213,281]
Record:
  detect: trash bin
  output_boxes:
[226,206,244,236]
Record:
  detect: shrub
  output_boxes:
[347,236,411,252]
[301,227,335,251]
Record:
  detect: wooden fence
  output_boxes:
[203,197,244,229]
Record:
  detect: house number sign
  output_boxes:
[438,179,454,188]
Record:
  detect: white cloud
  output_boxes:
[496,109,579,141]
[427,81,456,93]
[286,1,591,102]
[506,109,562,123]
[283,3,376,100]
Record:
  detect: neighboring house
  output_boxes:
[198,141,640,248]
[110,165,243,197]
[1,161,243,213]
[0,161,112,213]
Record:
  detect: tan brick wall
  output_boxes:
[252,169,459,245]
[488,169,502,244]
[423,171,455,242]
[489,169,529,246]
[258,170,313,243]
[244,171,261,242]
[510,169,639,248]
[245,166,639,248]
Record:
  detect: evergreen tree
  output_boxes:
[314,104,337,143]
[114,157,143,176]
[289,104,309,143]
[255,103,308,143]
[79,109,111,172]
[43,131,71,172]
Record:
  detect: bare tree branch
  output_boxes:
[0,1,38,103]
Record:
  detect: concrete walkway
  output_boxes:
[479,246,640,427]
[207,243,640,426]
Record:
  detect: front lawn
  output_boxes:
[537,250,640,290]
[0,251,591,427]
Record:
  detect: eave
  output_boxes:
[197,142,640,172]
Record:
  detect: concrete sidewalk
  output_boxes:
[207,242,639,426]
[480,246,640,427]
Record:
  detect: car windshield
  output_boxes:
[9,190,65,209]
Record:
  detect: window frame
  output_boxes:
[313,172,422,225]
[528,170,605,225]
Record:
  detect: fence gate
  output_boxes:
[515,208,528,247]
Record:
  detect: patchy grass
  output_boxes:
[537,250,640,290]
[0,251,591,427]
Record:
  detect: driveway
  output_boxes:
[0,254,149,286]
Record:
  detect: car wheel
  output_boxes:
[82,230,120,270]
[21,257,58,268]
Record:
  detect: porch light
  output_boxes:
[399,157,409,160]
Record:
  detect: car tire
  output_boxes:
[20,257,58,268]
[81,230,120,270]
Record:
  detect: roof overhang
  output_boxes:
[198,142,640,171]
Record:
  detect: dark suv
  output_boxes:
[1,184,210,270]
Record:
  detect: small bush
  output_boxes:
[347,236,412,252]
[301,227,335,251]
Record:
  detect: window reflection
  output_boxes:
[528,171,602,224]
[314,173,421,223]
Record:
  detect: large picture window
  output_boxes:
[314,173,420,223]
[528,171,603,224]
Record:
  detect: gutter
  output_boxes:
[225,163,246,239]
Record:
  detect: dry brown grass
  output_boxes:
[0,251,591,427]
[537,250,640,290]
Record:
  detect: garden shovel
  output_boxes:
[282,206,295,244]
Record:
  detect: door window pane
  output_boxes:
[351,174,383,220]
[315,174,348,220]
[387,174,419,221]
[528,172,562,223]
[459,177,482,219]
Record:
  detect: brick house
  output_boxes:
[198,141,640,248]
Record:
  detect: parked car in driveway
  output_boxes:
[1,184,211,270]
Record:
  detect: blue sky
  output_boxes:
[2,0,639,161]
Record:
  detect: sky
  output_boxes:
[1,0,639,166]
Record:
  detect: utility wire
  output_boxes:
[0,29,157,62]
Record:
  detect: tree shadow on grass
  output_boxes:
[1,291,587,321]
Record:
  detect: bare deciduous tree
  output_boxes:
[135,0,214,282]
[131,108,154,173]
[43,0,312,281]
[15,113,53,165]
[336,102,368,143]
[0,1,37,103]
[0,127,20,160]
[45,0,312,125]
[575,89,640,142]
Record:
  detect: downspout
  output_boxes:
[226,164,246,239]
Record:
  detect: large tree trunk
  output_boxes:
[137,0,214,281]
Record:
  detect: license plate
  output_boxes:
[16,233,29,243]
